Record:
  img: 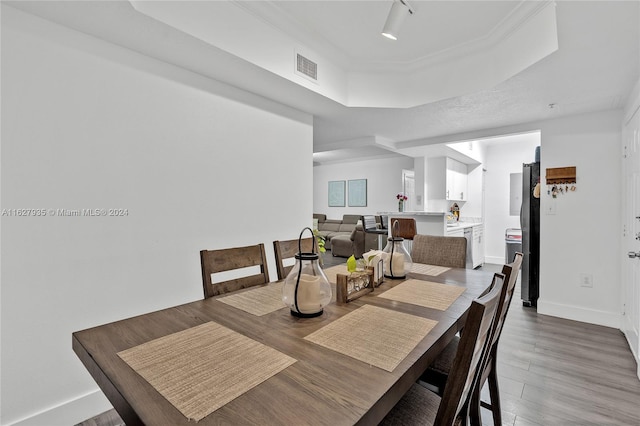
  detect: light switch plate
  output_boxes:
[545,200,557,215]
[579,273,593,288]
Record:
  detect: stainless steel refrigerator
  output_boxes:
[520,161,540,307]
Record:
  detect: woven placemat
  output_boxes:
[304,305,436,372]
[217,282,285,316]
[117,322,296,422]
[323,264,349,284]
[411,263,451,276]
[377,279,465,311]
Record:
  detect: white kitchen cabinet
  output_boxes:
[472,224,484,268]
[445,227,464,238]
[445,223,483,269]
[428,157,468,201]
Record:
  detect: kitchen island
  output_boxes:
[379,211,448,236]
[379,212,484,268]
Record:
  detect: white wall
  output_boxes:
[537,110,623,328]
[484,133,541,263]
[1,6,313,425]
[313,156,415,219]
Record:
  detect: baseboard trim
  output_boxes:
[10,390,112,426]
[621,320,640,380]
[485,255,505,265]
[537,299,621,329]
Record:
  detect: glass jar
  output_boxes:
[382,237,413,279]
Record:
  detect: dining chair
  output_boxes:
[420,252,524,426]
[200,243,270,298]
[411,234,467,268]
[380,272,505,426]
[273,237,314,280]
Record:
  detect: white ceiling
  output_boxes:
[239,0,526,67]
[7,1,639,165]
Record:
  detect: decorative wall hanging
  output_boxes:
[348,179,367,207]
[328,180,346,207]
[545,166,577,198]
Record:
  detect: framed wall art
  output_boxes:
[348,179,367,207]
[328,180,346,207]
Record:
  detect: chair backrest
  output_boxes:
[491,252,524,349]
[435,272,505,425]
[411,234,467,268]
[200,244,270,298]
[273,237,314,280]
[360,215,378,232]
[378,215,389,230]
[389,218,417,240]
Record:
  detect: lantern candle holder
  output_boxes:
[282,227,332,317]
[382,220,413,279]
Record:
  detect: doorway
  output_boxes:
[402,170,415,211]
[621,105,640,375]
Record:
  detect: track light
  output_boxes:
[381,0,414,40]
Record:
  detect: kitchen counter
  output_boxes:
[446,222,477,230]
[379,211,446,236]
[378,211,482,237]
[379,211,445,216]
[378,212,484,268]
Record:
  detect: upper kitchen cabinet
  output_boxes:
[428,157,468,201]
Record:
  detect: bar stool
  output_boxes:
[361,215,388,250]
[389,217,417,252]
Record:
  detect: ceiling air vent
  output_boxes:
[296,53,317,81]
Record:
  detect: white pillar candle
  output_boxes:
[391,252,405,275]
[296,273,321,313]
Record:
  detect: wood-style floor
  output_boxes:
[477,264,640,425]
[77,260,640,426]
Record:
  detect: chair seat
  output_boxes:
[420,335,459,396]
[379,383,440,425]
[430,335,458,375]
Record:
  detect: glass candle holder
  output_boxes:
[282,228,332,317]
[382,236,413,279]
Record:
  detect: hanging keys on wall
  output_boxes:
[545,166,577,198]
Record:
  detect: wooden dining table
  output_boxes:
[72,264,494,426]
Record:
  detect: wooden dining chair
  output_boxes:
[273,237,314,280]
[420,252,524,426]
[200,243,270,299]
[411,234,467,268]
[380,272,505,426]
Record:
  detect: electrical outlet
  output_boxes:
[579,273,593,288]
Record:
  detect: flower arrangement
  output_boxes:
[396,193,408,212]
